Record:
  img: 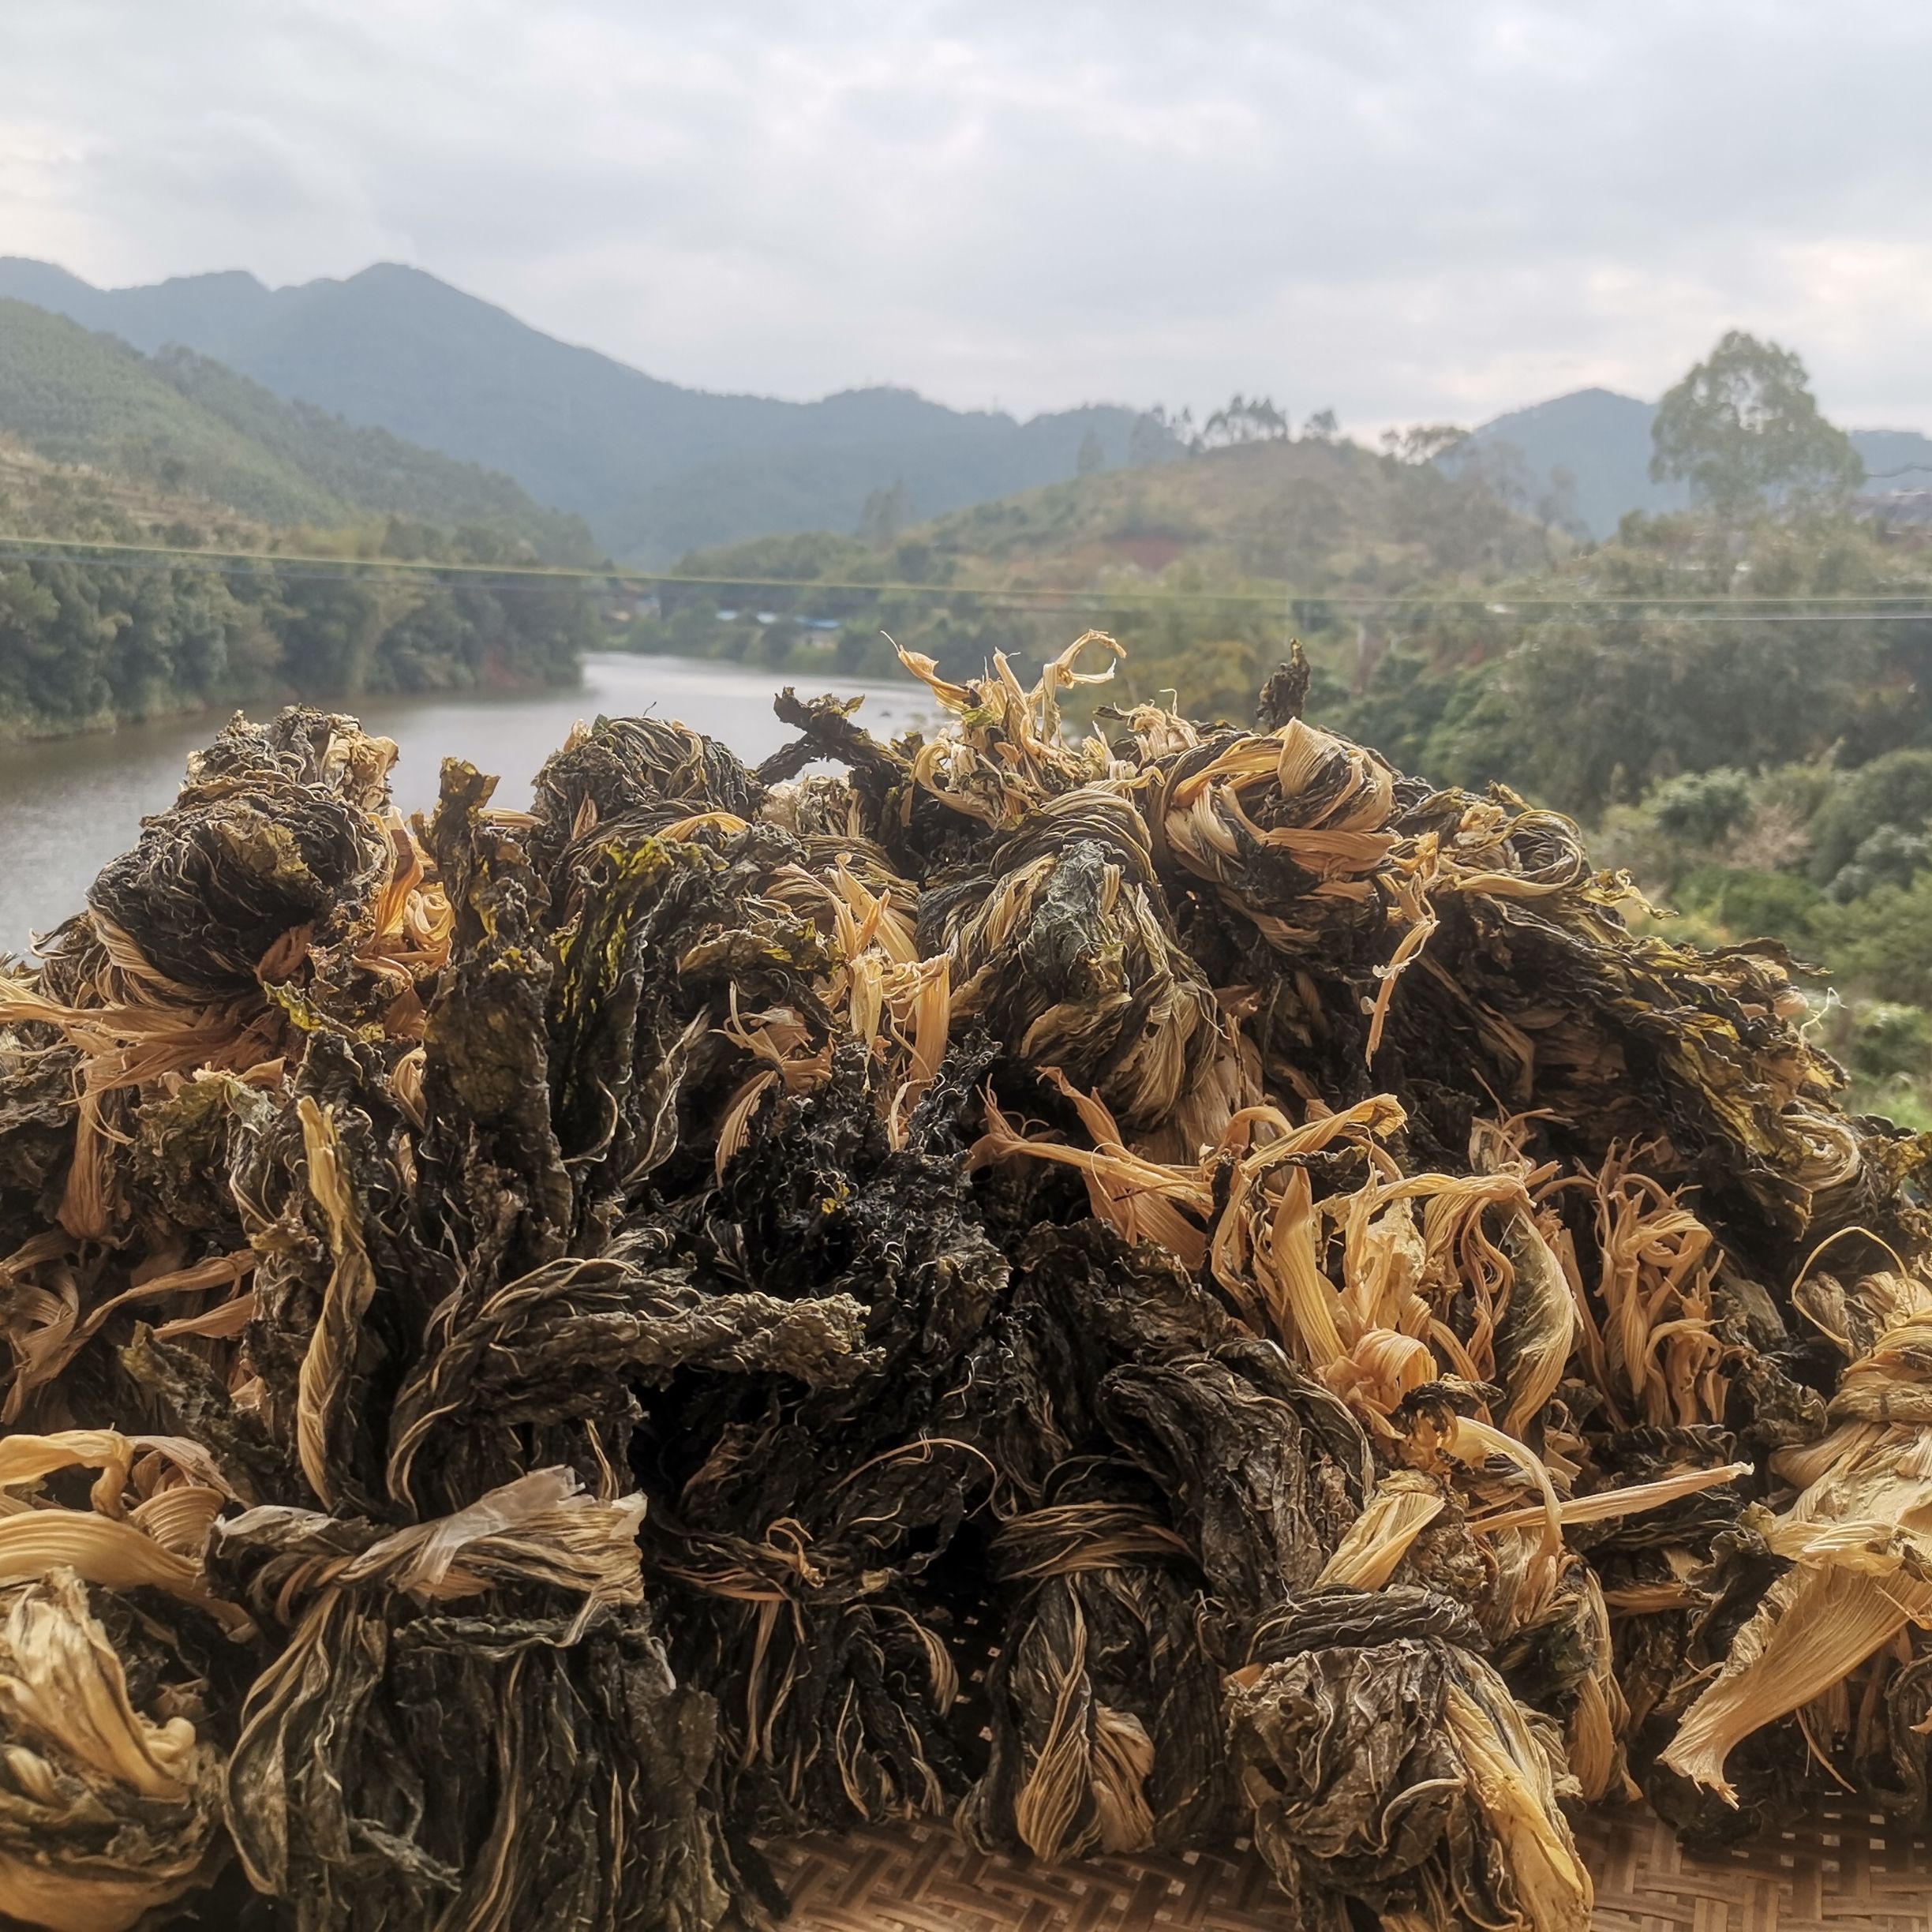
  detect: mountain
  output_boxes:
[650,435,1560,723]
[1851,428,1932,493]
[1447,388,1686,536]
[676,432,1558,597]
[0,260,1158,564]
[0,298,596,559]
[1450,388,1932,539]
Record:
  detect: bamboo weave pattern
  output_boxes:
[767,1808,1932,1932]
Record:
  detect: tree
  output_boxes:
[1201,395,1290,448]
[857,479,911,545]
[1650,331,1863,516]
[1380,423,1469,465]
[1303,408,1339,443]
[1127,410,1180,466]
[1076,429,1107,478]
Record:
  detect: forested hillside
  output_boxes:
[0,260,1166,560]
[1328,511,1932,807]
[0,550,597,741]
[0,299,595,560]
[901,433,1555,587]
[0,438,598,743]
[0,436,275,552]
[630,429,1560,716]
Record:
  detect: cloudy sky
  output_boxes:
[4,2,1928,429]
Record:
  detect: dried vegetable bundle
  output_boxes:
[1,638,1929,1931]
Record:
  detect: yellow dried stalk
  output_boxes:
[934,792,1224,1135]
[1563,1566,1638,1804]
[1664,1556,1932,1802]
[1440,1673,1593,1932]
[1447,1416,1565,1567]
[0,974,285,1244]
[897,632,1126,828]
[990,1503,1194,1582]
[0,1429,138,1515]
[293,1097,380,1510]
[715,1069,781,1183]
[1166,721,1395,877]
[1467,1459,1754,1538]
[971,1076,1748,1619]
[1581,1148,1730,1428]
[1204,1095,1409,1355]
[1316,1472,1447,1589]
[1155,719,1402,953]
[1665,1283,1932,1798]
[17,1249,255,1409]
[323,807,453,1034]
[968,1078,1217,1268]
[224,1470,654,1900]
[0,1430,234,1561]
[225,1465,647,1619]
[718,857,949,1157]
[0,1510,248,1633]
[0,1570,224,1932]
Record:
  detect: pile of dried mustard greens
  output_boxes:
[3,633,1930,1932]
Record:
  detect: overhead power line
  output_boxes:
[6,531,1932,621]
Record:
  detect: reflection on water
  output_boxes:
[0,653,933,950]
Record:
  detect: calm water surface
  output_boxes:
[0,653,934,950]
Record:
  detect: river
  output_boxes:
[0,653,936,951]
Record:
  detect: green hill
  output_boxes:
[0,260,1163,562]
[0,300,595,561]
[0,311,607,741]
[898,434,1557,589]
[673,434,1557,596]
[0,433,281,550]
[637,435,1560,718]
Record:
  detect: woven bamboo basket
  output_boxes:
[766,1803,1932,1932]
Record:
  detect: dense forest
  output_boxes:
[0,440,599,740]
[626,423,1563,712]
[0,299,608,736]
[0,548,599,739]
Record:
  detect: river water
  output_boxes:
[0,653,935,951]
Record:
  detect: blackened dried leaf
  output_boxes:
[5,642,1929,1932]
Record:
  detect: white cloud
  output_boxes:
[2,0,1929,426]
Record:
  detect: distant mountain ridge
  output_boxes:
[18,256,1932,559]
[0,259,1156,563]
[0,298,596,558]
[1451,387,1932,538]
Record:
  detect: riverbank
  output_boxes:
[0,658,583,746]
[0,552,599,743]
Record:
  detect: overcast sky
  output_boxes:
[4,2,1929,429]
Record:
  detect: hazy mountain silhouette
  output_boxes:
[1452,386,1932,537]
[15,258,1930,555]
[0,260,1154,562]
[0,297,593,557]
